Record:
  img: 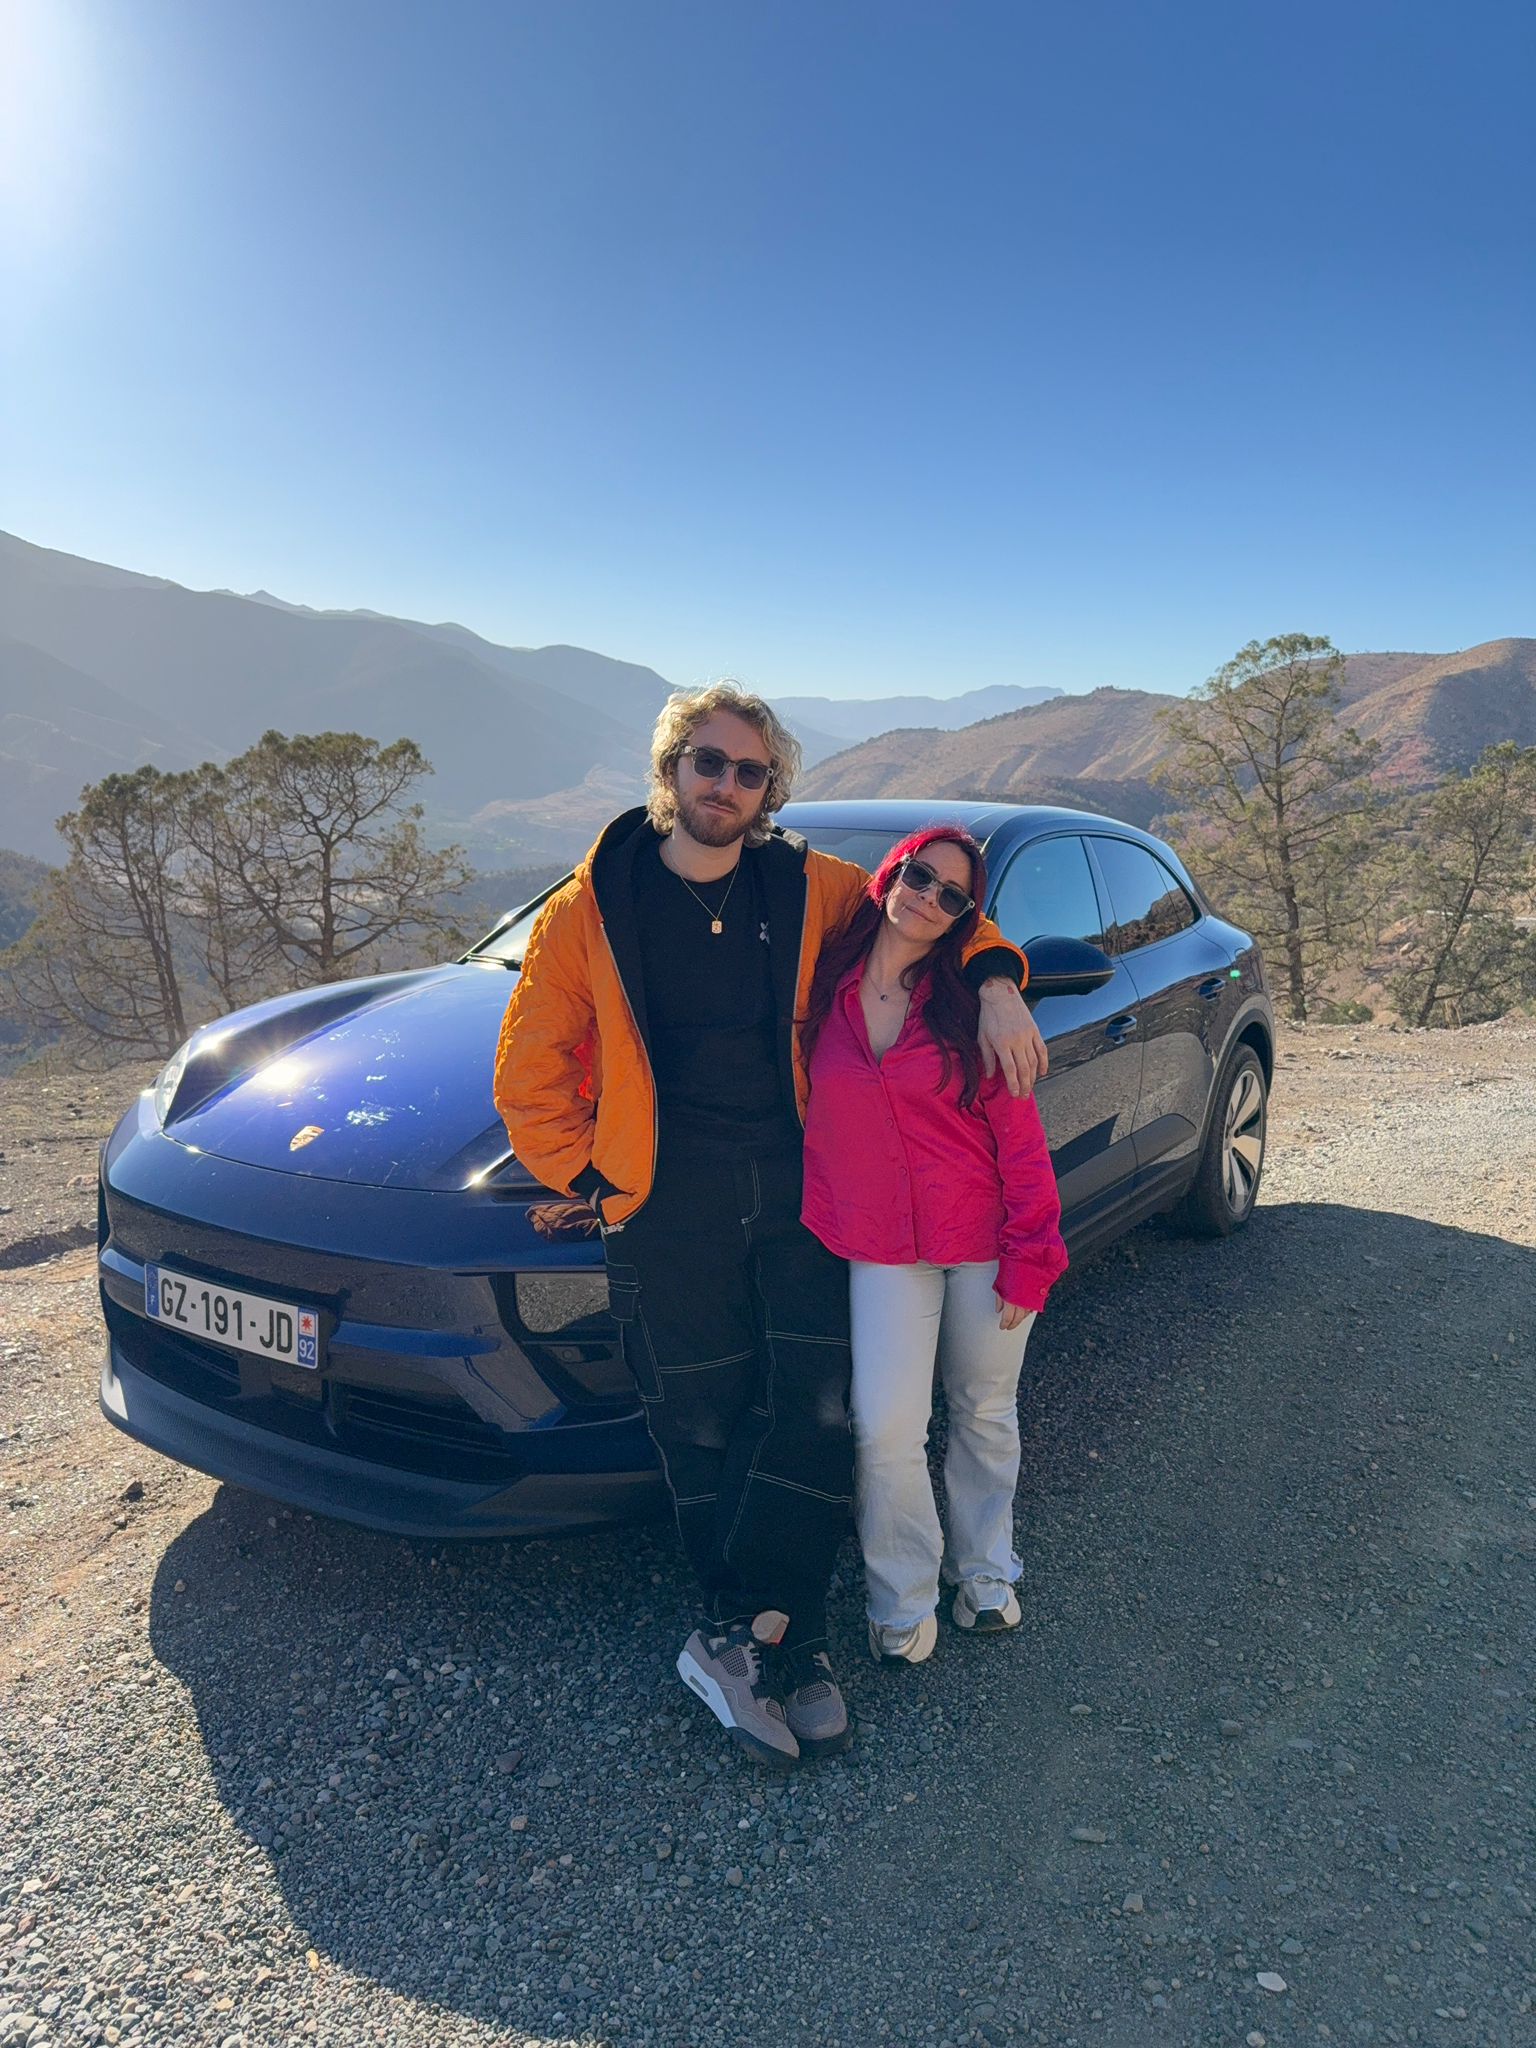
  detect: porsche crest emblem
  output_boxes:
[289,1124,325,1151]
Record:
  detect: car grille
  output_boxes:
[103,1297,532,1483]
[492,1271,635,1413]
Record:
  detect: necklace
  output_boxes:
[865,968,909,1004]
[669,856,740,935]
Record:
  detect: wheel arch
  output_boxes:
[1235,1017,1274,1087]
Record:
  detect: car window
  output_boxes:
[795,826,910,870]
[989,835,1107,947]
[1090,837,1199,953]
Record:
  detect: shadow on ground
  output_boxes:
[148,1201,1536,2047]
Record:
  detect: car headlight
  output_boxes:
[152,1039,193,1125]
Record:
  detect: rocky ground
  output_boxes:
[1,1024,1533,2048]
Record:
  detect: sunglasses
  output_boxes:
[679,744,771,791]
[897,856,975,920]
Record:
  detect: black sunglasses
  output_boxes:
[897,856,975,920]
[679,744,771,791]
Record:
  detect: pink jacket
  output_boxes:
[802,965,1068,1312]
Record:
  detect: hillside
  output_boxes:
[1,531,1068,856]
[798,642,1536,805]
[799,687,1176,799]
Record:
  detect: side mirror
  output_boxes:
[1021,936,1116,1005]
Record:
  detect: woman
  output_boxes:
[800,827,1068,1664]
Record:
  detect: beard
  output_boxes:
[675,784,757,849]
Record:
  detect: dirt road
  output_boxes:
[2,1025,1533,2047]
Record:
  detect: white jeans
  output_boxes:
[850,1259,1036,1630]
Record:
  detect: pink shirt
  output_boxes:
[802,965,1068,1312]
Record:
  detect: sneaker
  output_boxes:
[775,1644,853,1758]
[951,1577,1022,1633]
[867,1614,939,1665]
[676,1611,799,1767]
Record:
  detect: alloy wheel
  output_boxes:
[1221,1063,1266,1216]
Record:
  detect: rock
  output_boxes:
[1256,1971,1288,1993]
[496,1751,522,1774]
[1247,2034,1268,2046]
[1281,1937,1304,1955]
[537,1769,562,1789]
[1220,1719,1245,1737]
[119,1479,145,1502]
[1069,1702,1093,1716]
[725,1866,743,1886]
[1123,1892,1145,1914]
[1070,1825,1108,1843]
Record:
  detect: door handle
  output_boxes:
[1104,1013,1139,1045]
[1197,976,1226,1002]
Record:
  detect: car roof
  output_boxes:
[780,797,1153,845]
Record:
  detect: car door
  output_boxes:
[1084,835,1229,1184]
[987,831,1143,1221]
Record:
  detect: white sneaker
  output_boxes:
[867,1613,939,1664]
[951,1577,1021,1633]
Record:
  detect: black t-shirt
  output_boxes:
[632,837,798,1153]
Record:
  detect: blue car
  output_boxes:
[98,800,1274,1538]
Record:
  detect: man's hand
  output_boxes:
[977,977,1048,1097]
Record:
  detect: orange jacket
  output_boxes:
[492,807,1024,1226]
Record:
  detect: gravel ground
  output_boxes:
[1,1023,1533,2048]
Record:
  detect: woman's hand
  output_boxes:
[995,1292,1031,1332]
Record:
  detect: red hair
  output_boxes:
[802,825,990,1106]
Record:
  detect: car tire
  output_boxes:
[1173,1043,1267,1239]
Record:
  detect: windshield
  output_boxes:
[468,887,566,967]
[795,825,912,871]
[467,825,928,967]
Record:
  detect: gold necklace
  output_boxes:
[667,852,740,935]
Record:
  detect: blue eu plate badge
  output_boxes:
[297,1309,318,1369]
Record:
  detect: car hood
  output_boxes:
[163,965,528,1191]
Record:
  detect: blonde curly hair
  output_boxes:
[647,682,801,848]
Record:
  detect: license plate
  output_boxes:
[144,1263,320,1370]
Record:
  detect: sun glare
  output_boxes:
[0,0,98,257]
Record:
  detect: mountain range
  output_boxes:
[798,642,1536,806]
[0,532,1060,861]
[1,532,1529,866]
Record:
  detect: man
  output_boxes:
[493,684,1047,1766]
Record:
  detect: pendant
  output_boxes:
[711,918,723,935]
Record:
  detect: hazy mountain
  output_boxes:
[0,637,224,859]
[0,532,1080,860]
[799,687,1176,799]
[0,533,649,831]
[7,534,1523,870]
[797,644,1536,807]
[774,683,1064,766]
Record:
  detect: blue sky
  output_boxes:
[2,0,1531,698]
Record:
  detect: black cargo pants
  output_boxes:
[601,1137,853,1650]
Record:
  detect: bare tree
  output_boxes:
[1388,742,1536,1027]
[193,731,471,983]
[2,733,473,1064]
[2,768,194,1057]
[1155,634,1382,1022]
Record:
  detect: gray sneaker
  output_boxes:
[676,1611,800,1767]
[775,1644,853,1758]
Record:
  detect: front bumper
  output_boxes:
[101,1336,665,1540]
